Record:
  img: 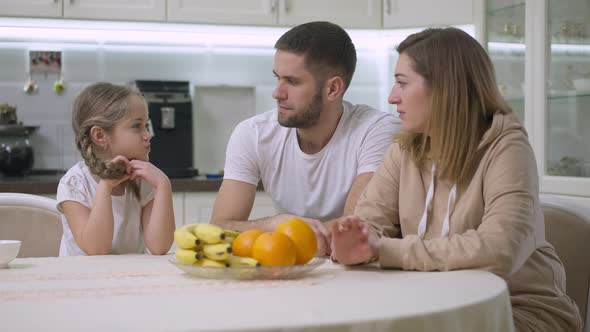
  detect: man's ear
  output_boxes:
[89,126,109,149]
[324,76,345,101]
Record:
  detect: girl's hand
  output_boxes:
[128,160,170,190]
[100,155,131,191]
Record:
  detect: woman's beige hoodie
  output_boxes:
[356,112,582,331]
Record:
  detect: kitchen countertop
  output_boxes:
[0,171,247,194]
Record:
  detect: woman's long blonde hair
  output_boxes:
[395,27,512,181]
[72,82,142,198]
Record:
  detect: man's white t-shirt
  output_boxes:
[56,161,155,256]
[224,101,399,221]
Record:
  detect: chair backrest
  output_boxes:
[0,193,62,257]
[541,194,590,331]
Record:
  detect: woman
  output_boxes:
[330,28,582,331]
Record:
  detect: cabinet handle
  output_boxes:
[270,0,277,13]
[284,0,290,13]
[385,0,392,15]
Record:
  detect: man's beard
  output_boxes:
[278,91,323,129]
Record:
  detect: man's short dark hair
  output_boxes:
[274,21,357,91]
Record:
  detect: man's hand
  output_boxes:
[298,217,331,257]
[271,214,332,257]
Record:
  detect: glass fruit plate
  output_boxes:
[169,257,326,280]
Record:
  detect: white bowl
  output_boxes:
[573,78,590,92]
[0,240,21,268]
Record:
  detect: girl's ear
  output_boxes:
[89,126,109,149]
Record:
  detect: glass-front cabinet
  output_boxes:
[485,0,525,121]
[480,0,590,196]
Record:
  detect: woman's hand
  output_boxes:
[128,160,171,190]
[330,216,379,265]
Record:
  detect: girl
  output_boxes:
[330,28,582,331]
[57,82,174,256]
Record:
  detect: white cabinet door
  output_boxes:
[279,0,382,29]
[168,192,184,253]
[64,0,165,21]
[249,192,277,220]
[172,192,184,228]
[183,191,277,224]
[0,0,62,18]
[167,0,380,28]
[383,0,473,28]
[183,192,217,224]
[167,0,277,26]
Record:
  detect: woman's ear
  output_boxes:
[89,126,109,149]
[324,76,345,101]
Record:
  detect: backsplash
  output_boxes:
[0,27,398,174]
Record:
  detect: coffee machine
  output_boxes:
[134,80,198,178]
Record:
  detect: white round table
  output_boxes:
[0,255,514,331]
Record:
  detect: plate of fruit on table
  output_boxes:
[170,219,326,280]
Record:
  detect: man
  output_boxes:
[211,21,399,255]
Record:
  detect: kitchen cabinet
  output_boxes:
[482,0,526,121]
[480,0,590,196]
[166,0,277,26]
[172,192,184,229]
[247,192,278,220]
[0,0,164,21]
[182,191,276,225]
[1,0,472,29]
[382,0,473,28]
[64,0,165,22]
[0,0,62,18]
[167,0,383,29]
[168,192,185,254]
[277,0,382,29]
[182,192,217,224]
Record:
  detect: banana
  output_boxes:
[222,236,235,244]
[174,224,202,250]
[175,248,204,265]
[202,242,232,261]
[195,258,228,268]
[192,224,227,244]
[226,255,260,267]
[224,229,241,238]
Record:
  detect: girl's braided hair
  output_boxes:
[72,82,141,199]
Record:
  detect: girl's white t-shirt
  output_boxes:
[56,161,156,256]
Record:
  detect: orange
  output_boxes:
[251,232,297,267]
[276,218,318,265]
[232,229,265,258]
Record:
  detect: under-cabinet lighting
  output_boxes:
[489,41,590,54]
[0,18,473,52]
